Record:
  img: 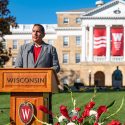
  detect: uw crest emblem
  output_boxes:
[18,102,34,124]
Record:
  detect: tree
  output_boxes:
[0,0,17,67]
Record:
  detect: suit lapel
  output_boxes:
[27,43,34,65]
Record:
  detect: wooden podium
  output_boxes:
[0,68,59,125]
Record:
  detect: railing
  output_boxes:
[111,56,124,62]
[10,24,57,33]
[93,56,124,62]
[94,56,106,62]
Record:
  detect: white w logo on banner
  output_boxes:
[111,28,123,56]
[112,33,123,51]
[112,33,123,41]
[21,109,30,120]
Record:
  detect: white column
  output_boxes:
[106,25,111,61]
[89,25,94,61]
[81,25,86,62]
[86,28,88,61]
[123,25,125,61]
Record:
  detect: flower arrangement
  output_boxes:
[34,88,124,125]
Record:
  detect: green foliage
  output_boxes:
[0,0,17,67]
[107,100,115,109]
[0,18,10,35]
[0,0,17,34]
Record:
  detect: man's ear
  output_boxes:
[41,33,45,38]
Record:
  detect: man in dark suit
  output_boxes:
[15,24,60,73]
[15,24,60,123]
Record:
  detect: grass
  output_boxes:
[0,93,10,125]
[0,90,125,124]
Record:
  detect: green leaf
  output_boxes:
[107,100,115,109]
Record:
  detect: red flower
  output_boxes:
[37,105,53,116]
[55,122,60,125]
[94,122,99,125]
[97,105,107,120]
[82,101,95,118]
[85,101,95,109]
[75,107,81,112]
[60,105,70,120]
[82,108,90,118]
[71,116,78,121]
[77,117,84,123]
[107,120,121,125]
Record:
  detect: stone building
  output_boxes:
[4,0,125,88]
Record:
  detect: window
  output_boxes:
[13,40,18,49]
[76,18,81,24]
[63,53,69,64]
[76,36,81,46]
[75,53,80,63]
[12,57,16,66]
[63,36,69,47]
[48,39,54,45]
[24,39,30,44]
[63,18,69,24]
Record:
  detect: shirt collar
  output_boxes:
[34,44,42,48]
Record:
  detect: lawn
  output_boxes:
[0,90,125,124]
[0,93,10,125]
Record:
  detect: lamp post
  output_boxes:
[9,47,12,56]
[89,70,91,86]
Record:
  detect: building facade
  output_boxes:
[4,0,125,88]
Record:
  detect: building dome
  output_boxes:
[96,0,104,7]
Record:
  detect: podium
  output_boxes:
[0,68,59,125]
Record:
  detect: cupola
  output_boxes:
[96,0,104,7]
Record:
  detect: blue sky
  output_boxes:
[9,0,110,24]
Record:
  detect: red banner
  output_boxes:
[111,28,124,56]
[94,28,106,56]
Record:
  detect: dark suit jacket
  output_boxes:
[15,42,60,73]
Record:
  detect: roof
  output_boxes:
[65,8,95,12]
[83,0,125,16]
[56,0,125,15]
[56,7,95,14]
